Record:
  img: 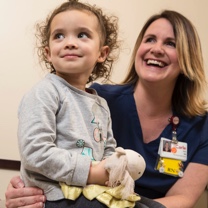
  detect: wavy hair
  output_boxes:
[35,0,120,83]
[122,10,207,117]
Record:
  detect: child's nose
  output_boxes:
[65,37,78,49]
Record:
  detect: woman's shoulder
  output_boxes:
[90,82,134,96]
[182,112,208,124]
[178,112,208,133]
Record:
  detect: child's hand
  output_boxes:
[87,159,109,186]
[105,180,109,186]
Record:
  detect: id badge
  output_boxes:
[156,137,187,177]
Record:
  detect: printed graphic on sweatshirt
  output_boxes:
[76,114,107,161]
[91,117,107,144]
[76,139,95,161]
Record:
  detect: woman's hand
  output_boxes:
[5,176,46,208]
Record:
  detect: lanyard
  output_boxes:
[169,116,179,143]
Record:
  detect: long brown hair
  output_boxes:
[122,10,207,117]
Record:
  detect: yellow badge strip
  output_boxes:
[156,157,184,177]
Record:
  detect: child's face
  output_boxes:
[45,10,108,88]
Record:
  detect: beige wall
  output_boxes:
[0,0,208,200]
[0,170,20,203]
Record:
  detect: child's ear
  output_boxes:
[45,46,51,62]
[97,46,110,63]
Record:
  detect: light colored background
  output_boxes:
[0,0,208,201]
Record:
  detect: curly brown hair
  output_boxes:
[35,0,119,83]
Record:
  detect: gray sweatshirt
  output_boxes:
[18,73,116,200]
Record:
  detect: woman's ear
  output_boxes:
[97,46,110,63]
[45,46,51,62]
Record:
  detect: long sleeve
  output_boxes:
[18,78,91,187]
[18,74,116,200]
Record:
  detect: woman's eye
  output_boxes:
[145,37,155,43]
[166,41,176,47]
[54,33,64,39]
[78,32,88,39]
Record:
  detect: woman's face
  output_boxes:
[135,18,181,86]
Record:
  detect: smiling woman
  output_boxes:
[1,0,208,207]
[135,18,180,89]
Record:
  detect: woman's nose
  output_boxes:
[150,43,164,55]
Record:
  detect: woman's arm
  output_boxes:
[5,161,109,208]
[155,163,208,208]
[5,176,46,208]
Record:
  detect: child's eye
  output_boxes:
[78,32,89,39]
[54,33,64,40]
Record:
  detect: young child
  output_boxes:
[18,0,119,207]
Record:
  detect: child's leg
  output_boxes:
[45,195,166,208]
[45,194,108,208]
